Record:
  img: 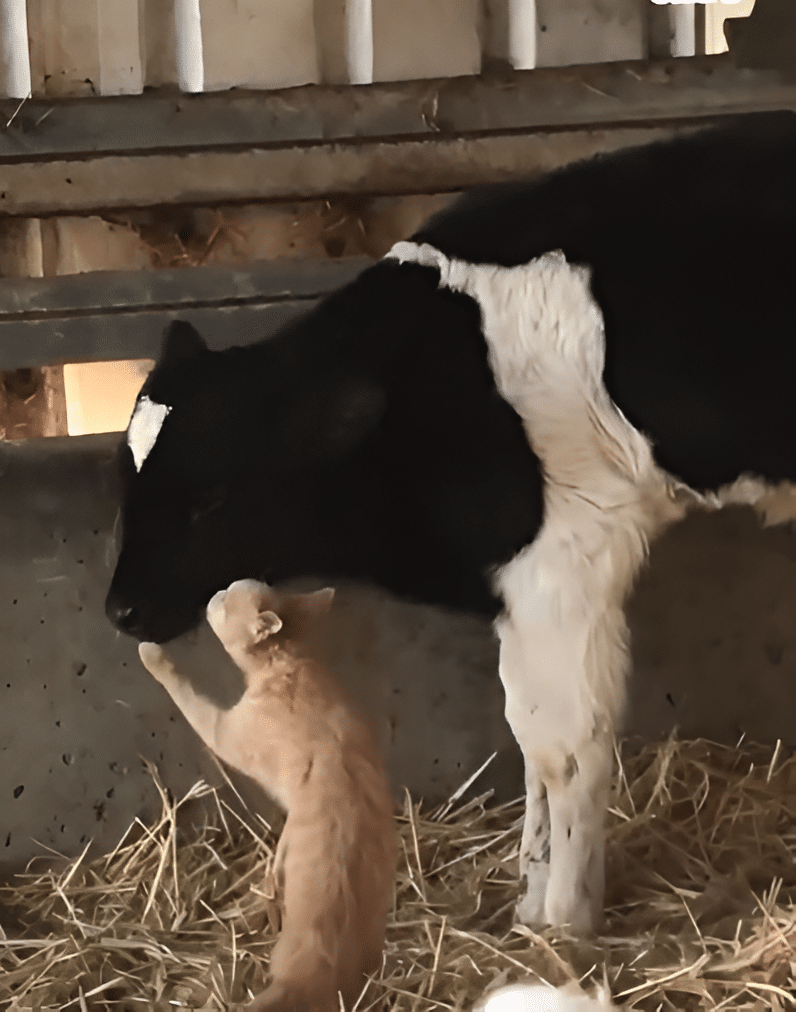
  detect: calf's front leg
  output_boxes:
[495,521,635,935]
[498,608,619,935]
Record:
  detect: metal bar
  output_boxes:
[1,56,793,163]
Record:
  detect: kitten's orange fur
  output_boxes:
[139,580,396,1012]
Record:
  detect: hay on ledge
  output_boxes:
[2,735,796,1012]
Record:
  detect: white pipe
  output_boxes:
[174,0,204,93]
[670,3,696,57]
[507,0,537,71]
[346,0,373,85]
[1,0,32,99]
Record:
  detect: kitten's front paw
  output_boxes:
[138,642,176,684]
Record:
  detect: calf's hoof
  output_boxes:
[544,895,602,935]
[514,871,547,928]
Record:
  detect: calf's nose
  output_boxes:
[105,592,143,636]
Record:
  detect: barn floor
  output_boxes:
[2,736,795,1012]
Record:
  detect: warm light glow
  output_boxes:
[63,360,153,436]
[705,0,756,52]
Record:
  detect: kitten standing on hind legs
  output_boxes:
[139,579,396,1012]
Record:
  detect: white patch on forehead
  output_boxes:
[127,394,172,472]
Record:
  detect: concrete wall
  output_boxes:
[200,0,320,91]
[4,434,796,876]
[371,0,482,82]
[0,434,520,876]
[483,0,647,69]
[0,0,770,882]
[535,0,646,66]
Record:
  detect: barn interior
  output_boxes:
[3,1,796,1009]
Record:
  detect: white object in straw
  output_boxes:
[474,983,616,1012]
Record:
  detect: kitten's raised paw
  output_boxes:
[138,642,178,684]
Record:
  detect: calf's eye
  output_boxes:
[190,486,226,523]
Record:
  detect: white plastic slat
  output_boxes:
[174,0,204,93]
[1,0,32,98]
[347,0,373,85]
[508,0,537,70]
[670,4,696,57]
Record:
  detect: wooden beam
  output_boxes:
[0,257,370,369]
[0,256,371,315]
[0,55,794,215]
[1,55,794,162]
[0,303,315,370]
[0,123,708,217]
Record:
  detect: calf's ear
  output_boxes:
[252,610,283,643]
[160,320,208,367]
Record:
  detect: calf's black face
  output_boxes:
[106,323,257,642]
[106,319,389,643]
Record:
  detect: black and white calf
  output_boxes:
[107,111,796,933]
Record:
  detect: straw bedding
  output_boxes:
[2,735,796,1011]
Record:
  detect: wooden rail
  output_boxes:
[1,56,794,216]
[0,257,370,369]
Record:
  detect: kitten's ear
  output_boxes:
[294,587,335,623]
[251,610,283,643]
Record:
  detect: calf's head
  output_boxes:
[106,317,386,644]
